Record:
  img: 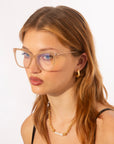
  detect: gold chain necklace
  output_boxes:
[48,108,76,136]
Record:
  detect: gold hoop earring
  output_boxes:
[76,70,80,78]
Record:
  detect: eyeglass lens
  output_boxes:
[15,49,68,71]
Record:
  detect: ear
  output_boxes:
[74,53,87,72]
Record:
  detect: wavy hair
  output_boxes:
[19,6,113,144]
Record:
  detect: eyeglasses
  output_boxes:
[13,48,79,71]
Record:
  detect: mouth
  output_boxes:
[29,76,43,86]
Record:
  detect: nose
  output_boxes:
[29,57,41,74]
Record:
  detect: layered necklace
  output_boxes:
[48,107,76,136]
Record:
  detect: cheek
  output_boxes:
[25,69,30,78]
[44,69,75,96]
[24,62,75,95]
[45,66,75,88]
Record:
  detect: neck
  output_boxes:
[47,85,77,123]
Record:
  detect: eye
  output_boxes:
[40,53,54,61]
[22,52,30,58]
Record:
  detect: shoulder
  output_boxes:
[96,108,114,143]
[96,109,114,127]
[21,114,34,144]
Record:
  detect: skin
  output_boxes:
[21,29,114,144]
[23,29,87,96]
[23,29,87,122]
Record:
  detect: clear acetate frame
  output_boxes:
[13,48,79,71]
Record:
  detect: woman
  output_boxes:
[13,6,114,144]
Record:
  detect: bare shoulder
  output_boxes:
[102,108,114,119]
[21,114,34,144]
[96,106,114,126]
[96,108,114,143]
[97,105,114,120]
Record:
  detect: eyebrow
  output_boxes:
[22,46,59,52]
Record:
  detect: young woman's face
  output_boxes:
[22,29,80,96]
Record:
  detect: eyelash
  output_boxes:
[22,52,30,58]
[39,54,54,61]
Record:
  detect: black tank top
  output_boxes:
[31,108,113,144]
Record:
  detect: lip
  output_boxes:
[29,76,43,86]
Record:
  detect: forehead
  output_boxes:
[23,29,70,54]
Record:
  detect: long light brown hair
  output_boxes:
[19,6,113,144]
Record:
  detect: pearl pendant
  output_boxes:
[54,131,63,136]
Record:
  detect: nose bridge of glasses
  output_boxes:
[29,54,41,71]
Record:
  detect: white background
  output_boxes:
[0,0,114,143]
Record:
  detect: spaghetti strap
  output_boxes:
[96,108,113,119]
[31,126,36,144]
[94,108,113,143]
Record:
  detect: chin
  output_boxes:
[31,85,46,95]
